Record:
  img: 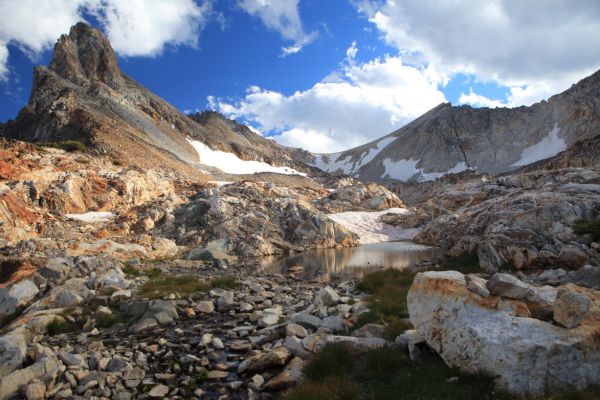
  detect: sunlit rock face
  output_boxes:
[408,271,600,396]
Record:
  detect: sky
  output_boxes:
[1,0,600,153]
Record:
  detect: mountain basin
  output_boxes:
[259,241,443,280]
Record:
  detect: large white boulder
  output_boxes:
[407,270,600,396]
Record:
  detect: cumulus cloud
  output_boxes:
[459,89,505,108]
[357,0,600,105]
[0,0,211,81]
[210,47,446,153]
[237,0,317,56]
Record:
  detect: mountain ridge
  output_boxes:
[309,69,600,182]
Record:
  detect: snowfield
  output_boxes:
[313,137,397,176]
[328,208,419,243]
[382,159,469,182]
[511,124,566,167]
[188,139,306,176]
[66,212,115,223]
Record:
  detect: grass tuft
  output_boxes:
[96,313,125,329]
[139,274,238,299]
[47,318,80,335]
[284,377,361,400]
[573,219,600,241]
[302,342,356,381]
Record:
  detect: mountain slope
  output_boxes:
[0,23,306,179]
[309,71,600,182]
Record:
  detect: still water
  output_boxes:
[259,242,443,280]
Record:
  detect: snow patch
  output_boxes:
[66,212,115,223]
[313,136,396,176]
[511,124,566,167]
[328,208,419,243]
[188,139,306,176]
[382,159,470,182]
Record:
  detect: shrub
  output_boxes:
[47,318,80,335]
[573,219,600,241]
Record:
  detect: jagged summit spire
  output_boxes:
[49,22,123,89]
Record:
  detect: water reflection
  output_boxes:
[259,242,443,280]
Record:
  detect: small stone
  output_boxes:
[110,289,131,303]
[465,275,490,297]
[25,381,46,400]
[185,307,196,317]
[249,374,264,390]
[148,384,169,398]
[212,337,224,349]
[196,301,215,313]
[106,356,130,372]
[486,273,530,299]
[286,323,308,338]
[207,370,229,379]
[314,286,340,307]
[553,287,590,328]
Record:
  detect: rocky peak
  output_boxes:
[49,22,123,89]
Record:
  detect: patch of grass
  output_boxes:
[210,276,238,290]
[573,219,600,241]
[122,265,161,278]
[284,377,361,400]
[40,140,86,153]
[96,313,125,329]
[354,269,415,336]
[302,343,356,381]
[440,251,483,274]
[139,274,238,299]
[288,343,502,400]
[47,318,81,335]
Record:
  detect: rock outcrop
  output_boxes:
[408,270,600,396]
[1,23,305,179]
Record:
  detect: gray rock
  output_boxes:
[285,322,308,338]
[565,265,600,290]
[0,280,39,318]
[314,286,340,307]
[106,356,130,372]
[25,380,46,400]
[216,291,234,312]
[553,287,590,328]
[148,384,169,398]
[0,330,28,378]
[196,300,215,313]
[465,275,490,297]
[292,313,321,329]
[486,273,530,299]
[322,315,345,332]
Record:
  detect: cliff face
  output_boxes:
[310,70,600,182]
[1,23,303,179]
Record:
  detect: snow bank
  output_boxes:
[314,136,397,176]
[328,208,419,243]
[382,159,469,182]
[511,124,566,167]
[66,212,115,223]
[188,139,306,176]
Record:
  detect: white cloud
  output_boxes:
[357,0,600,105]
[90,0,209,57]
[210,53,446,153]
[237,0,317,56]
[0,0,212,81]
[458,89,505,108]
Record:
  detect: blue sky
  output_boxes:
[1,0,599,152]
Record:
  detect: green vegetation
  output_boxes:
[440,251,482,274]
[573,219,600,241]
[96,313,125,329]
[46,318,81,335]
[354,269,414,339]
[39,140,86,153]
[285,343,501,400]
[139,273,238,299]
